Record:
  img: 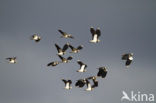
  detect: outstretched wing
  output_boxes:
[58,55,64,61]
[122,54,129,60]
[90,27,95,39]
[47,62,53,66]
[62,43,69,51]
[58,29,65,35]
[77,45,83,50]
[67,56,73,60]
[55,44,61,52]
[69,45,74,50]
[96,28,101,38]
[62,79,67,84]
[77,60,84,66]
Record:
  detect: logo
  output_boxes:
[121,91,154,102]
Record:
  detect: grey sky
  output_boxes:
[0,0,156,103]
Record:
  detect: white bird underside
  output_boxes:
[129,56,133,60]
[85,83,92,91]
[90,34,100,43]
[58,52,64,55]
[77,65,86,72]
[9,59,16,63]
[65,83,72,90]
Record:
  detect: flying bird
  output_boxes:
[89,27,101,43]
[97,67,107,78]
[85,79,93,91]
[77,60,87,72]
[55,43,69,55]
[122,53,133,67]
[31,34,41,42]
[87,76,98,88]
[58,29,74,39]
[68,44,83,53]
[47,61,59,67]
[62,79,72,90]
[6,57,17,64]
[75,79,86,88]
[58,55,73,63]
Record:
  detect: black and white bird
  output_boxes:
[31,34,41,42]
[58,55,73,63]
[97,67,107,78]
[87,76,98,88]
[6,57,17,64]
[62,79,72,90]
[55,43,69,55]
[47,61,59,67]
[122,53,133,67]
[85,79,93,91]
[89,27,101,43]
[69,44,83,53]
[77,60,87,72]
[58,29,74,39]
[75,79,86,88]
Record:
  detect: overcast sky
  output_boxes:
[0,0,156,103]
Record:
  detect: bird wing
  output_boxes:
[96,28,101,38]
[62,79,67,84]
[55,44,62,52]
[77,60,84,66]
[67,56,73,60]
[58,29,65,35]
[122,54,129,60]
[47,62,53,66]
[90,27,96,39]
[69,45,74,50]
[62,44,69,51]
[77,45,83,50]
[58,55,64,61]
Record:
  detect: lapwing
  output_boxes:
[122,53,133,67]
[47,61,59,67]
[87,76,98,88]
[97,67,107,78]
[31,34,41,42]
[58,29,74,39]
[62,79,72,90]
[58,55,73,63]
[77,60,87,72]
[90,27,101,43]
[55,43,69,55]
[6,57,17,64]
[85,79,93,91]
[69,44,83,53]
[75,79,86,88]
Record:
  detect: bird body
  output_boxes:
[58,55,72,63]
[58,30,74,39]
[31,34,41,42]
[97,67,107,78]
[122,53,133,67]
[47,61,59,67]
[69,45,83,53]
[77,60,87,72]
[75,79,86,88]
[90,27,101,43]
[62,79,72,90]
[6,57,17,64]
[55,43,69,56]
